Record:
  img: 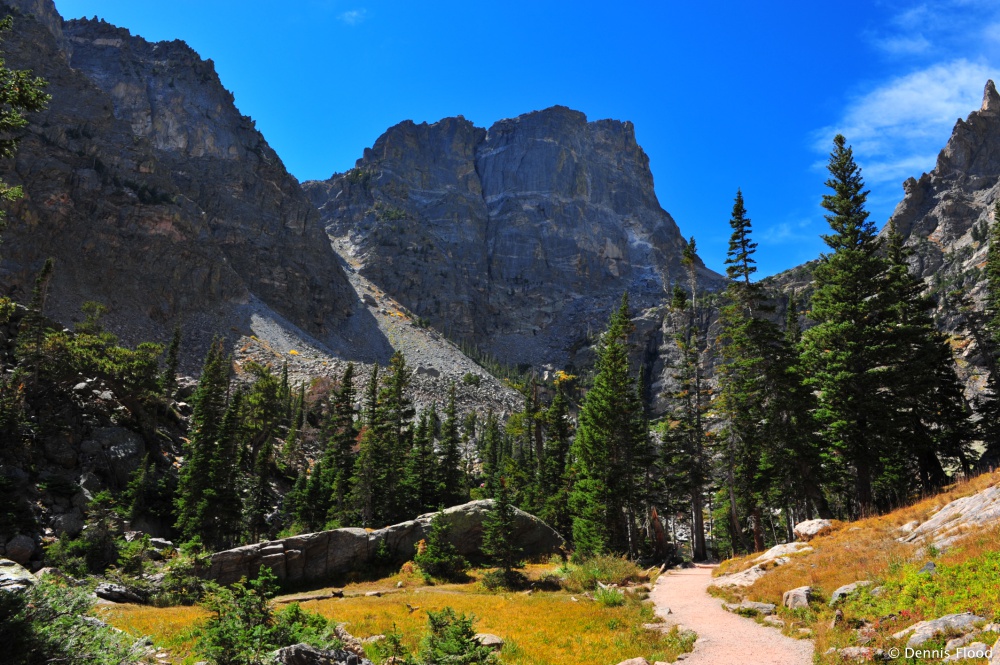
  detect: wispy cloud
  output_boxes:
[817,1,1000,198]
[338,9,367,26]
[814,59,993,184]
[760,219,816,245]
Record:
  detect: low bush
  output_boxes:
[594,587,626,607]
[196,568,339,665]
[0,578,146,664]
[561,554,647,592]
[414,511,469,583]
[418,607,498,665]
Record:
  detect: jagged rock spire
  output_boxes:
[982,79,1000,113]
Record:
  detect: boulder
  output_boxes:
[5,534,36,566]
[92,427,146,486]
[95,583,145,604]
[782,586,814,609]
[900,485,1000,550]
[893,612,987,648]
[272,643,373,665]
[51,510,85,538]
[0,558,36,592]
[474,633,504,650]
[829,580,872,605]
[992,637,1000,665]
[615,659,651,665]
[793,519,833,541]
[836,647,884,661]
[205,500,564,586]
[944,642,992,662]
[754,542,812,563]
[722,600,776,616]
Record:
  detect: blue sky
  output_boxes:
[55,0,1000,277]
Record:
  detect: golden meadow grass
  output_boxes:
[101,563,689,665]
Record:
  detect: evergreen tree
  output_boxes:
[715,190,804,551]
[325,363,358,525]
[978,198,1000,467]
[413,509,468,582]
[438,383,466,507]
[538,384,574,538]
[211,388,245,549]
[569,293,646,557]
[174,339,231,543]
[800,135,890,514]
[160,326,181,397]
[404,407,441,515]
[481,478,524,588]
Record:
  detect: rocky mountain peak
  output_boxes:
[983,79,1000,114]
[305,108,723,367]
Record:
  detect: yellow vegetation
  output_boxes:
[102,563,689,665]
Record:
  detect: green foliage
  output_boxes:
[461,372,481,386]
[417,607,498,665]
[594,586,626,607]
[481,479,524,588]
[154,547,209,606]
[414,510,468,582]
[560,554,647,593]
[44,490,121,576]
[197,568,337,665]
[570,293,648,558]
[0,578,144,665]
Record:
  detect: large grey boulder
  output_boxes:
[0,558,36,592]
[829,580,872,606]
[793,519,833,541]
[272,644,373,665]
[206,500,565,586]
[782,586,814,610]
[5,534,36,566]
[893,613,987,648]
[900,485,1000,550]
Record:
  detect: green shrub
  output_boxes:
[414,511,468,583]
[561,554,646,592]
[197,568,337,665]
[461,373,481,387]
[0,577,145,664]
[480,568,527,591]
[417,607,497,665]
[594,586,626,607]
[153,547,209,606]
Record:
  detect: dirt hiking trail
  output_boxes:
[650,564,814,665]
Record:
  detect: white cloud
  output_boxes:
[814,59,996,184]
[875,34,932,55]
[760,219,816,245]
[339,9,367,26]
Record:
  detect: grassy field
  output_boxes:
[100,562,695,665]
[711,470,1000,664]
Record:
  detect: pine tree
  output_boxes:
[160,326,181,397]
[325,363,358,525]
[800,135,899,515]
[978,199,1000,467]
[414,509,468,582]
[174,339,231,543]
[481,477,524,588]
[569,293,646,557]
[715,190,805,551]
[404,407,441,515]
[538,384,574,537]
[438,383,466,507]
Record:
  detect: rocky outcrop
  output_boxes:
[305,109,724,369]
[793,519,834,541]
[205,500,565,586]
[0,558,36,591]
[893,612,987,649]
[0,2,355,360]
[899,483,1000,549]
[272,644,373,665]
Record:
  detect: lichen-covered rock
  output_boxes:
[781,586,814,610]
[829,580,872,606]
[893,613,987,649]
[272,643,373,665]
[793,519,834,541]
[205,500,565,586]
[722,600,777,616]
[901,485,1000,550]
[95,582,145,604]
[0,558,36,592]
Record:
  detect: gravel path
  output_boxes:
[651,565,813,665]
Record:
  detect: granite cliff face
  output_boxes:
[0,0,355,355]
[305,109,724,367]
[872,81,1000,400]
